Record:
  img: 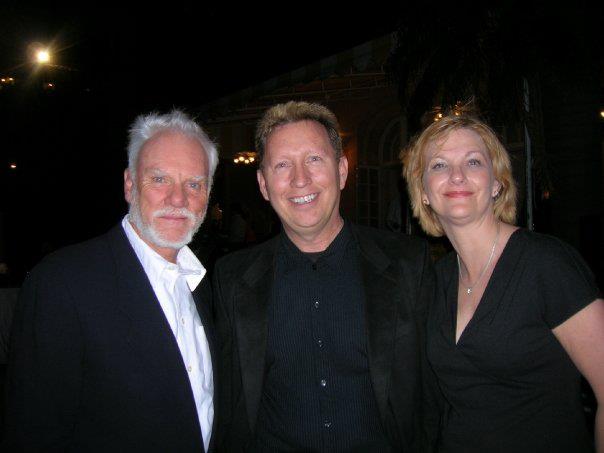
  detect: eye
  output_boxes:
[151,176,165,183]
[468,158,482,166]
[188,182,201,190]
[274,161,290,169]
[307,155,322,163]
[430,161,446,171]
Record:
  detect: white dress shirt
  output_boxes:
[122,216,213,451]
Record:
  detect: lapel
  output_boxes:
[105,225,203,436]
[192,277,218,450]
[192,277,216,364]
[232,238,278,432]
[352,225,405,425]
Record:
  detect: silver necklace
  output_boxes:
[457,224,500,295]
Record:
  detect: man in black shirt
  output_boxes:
[213,101,438,452]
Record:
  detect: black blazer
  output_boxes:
[3,224,218,452]
[213,224,440,452]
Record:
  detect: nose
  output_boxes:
[168,182,188,208]
[291,164,311,188]
[449,164,465,184]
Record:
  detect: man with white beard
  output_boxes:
[4,110,220,452]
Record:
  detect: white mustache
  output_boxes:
[152,207,198,222]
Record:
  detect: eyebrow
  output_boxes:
[144,168,167,176]
[431,148,486,158]
[144,168,206,178]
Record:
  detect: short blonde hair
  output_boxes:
[255,101,342,165]
[401,114,517,236]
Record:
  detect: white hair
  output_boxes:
[127,109,219,189]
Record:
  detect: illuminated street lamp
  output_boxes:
[36,49,51,64]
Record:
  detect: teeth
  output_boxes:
[291,193,317,204]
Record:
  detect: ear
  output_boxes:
[124,169,134,204]
[257,169,270,201]
[419,187,429,205]
[338,155,349,190]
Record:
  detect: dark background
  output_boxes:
[0,3,602,285]
[0,4,399,282]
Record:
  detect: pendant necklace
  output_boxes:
[457,223,500,295]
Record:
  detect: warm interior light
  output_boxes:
[10,163,17,169]
[234,151,258,165]
[600,110,604,119]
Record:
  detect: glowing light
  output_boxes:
[233,151,258,165]
[10,163,17,169]
[36,50,51,64]
[600,110,604,119]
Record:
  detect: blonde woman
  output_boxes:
[403,113,603,452]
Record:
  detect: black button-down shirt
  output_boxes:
[254,223,390,452]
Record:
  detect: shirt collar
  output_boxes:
[279,220,353,269]
[121,215,206,291]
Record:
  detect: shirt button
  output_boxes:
[314,300,320,309]
[317,339,323,348]
[323,421,331,428]
[187,365,192,373]
[320,379,327,387]
[312,263,317,270]
[181,317,186,325]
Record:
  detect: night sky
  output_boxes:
[0,4,602,283]
[0,4,399,279]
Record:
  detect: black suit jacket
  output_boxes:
[3,224,218,452]
[213,224,440,452]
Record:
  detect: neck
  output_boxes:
[284,216,344,253]
[444,218,501,279]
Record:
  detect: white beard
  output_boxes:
[128,187,205,250]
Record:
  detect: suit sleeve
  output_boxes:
[212,262,234,451]
[3,263,83,451]
[416,242,444,452]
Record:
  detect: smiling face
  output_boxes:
[257,120,348,251]
[124,131,209,262]
[422,128,501,230]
